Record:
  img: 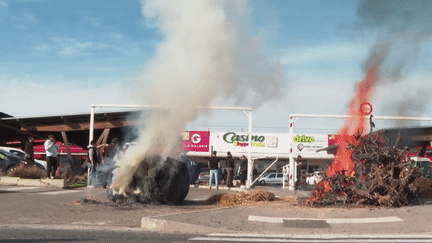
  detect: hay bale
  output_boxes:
[109,157,190,205]
[247,190,276,202]
[204,190,276,206]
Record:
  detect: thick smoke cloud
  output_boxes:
[111,0,285,193]
[355,0,432,122]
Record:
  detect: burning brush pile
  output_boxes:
[306,63,432,207]
[309,133,429,207]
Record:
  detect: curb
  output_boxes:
[141,217,233,234]
[0,177,19,185]
[0,176,86,189]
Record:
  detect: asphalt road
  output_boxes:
[0,228,197,243]
[2,184,432,242]
[2,228,432,243]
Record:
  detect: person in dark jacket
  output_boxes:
[24,136,34,166]
[104,138,119,161]
[87,139,100,187]
[208,151,220,190]
[239,155,248,186]
[226,151,235,188]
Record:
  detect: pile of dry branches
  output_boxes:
[310,133,427,207]
[205,190,276,207]
[8,165,46,179]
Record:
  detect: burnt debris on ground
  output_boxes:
[308,132,432,207]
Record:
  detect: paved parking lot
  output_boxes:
[2,184,432,236]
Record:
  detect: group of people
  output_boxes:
[86,138,121,187]
[23,134,59,179]
[22,135,122,187]
[207,151,249,190]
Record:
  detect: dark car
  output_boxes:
[0,149,27,174]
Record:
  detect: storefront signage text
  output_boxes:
[293,135,315,143]
[223,132,265,147]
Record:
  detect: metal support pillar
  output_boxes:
[288,115,295,190]
[246,110,253,188]
[89,106,95,146]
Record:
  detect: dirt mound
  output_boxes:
[204,190,276,207]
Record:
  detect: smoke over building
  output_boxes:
[110,0,285,196]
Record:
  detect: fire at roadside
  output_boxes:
[107,156,190,206]
[304,62,432,208]
[307,132,432,207]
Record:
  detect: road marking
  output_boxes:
[14,218,43,224]
[71,221,112,226]
[188,198,208,202]
[326,217,403,224]
[0,187,38,191]
[248,215,403,224]
[189,233,432,242]
[189,237,432,242]
[38,190,82,195]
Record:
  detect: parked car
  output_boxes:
[198,167,223,184]
[198,168,209,182]
[258,172,287,185]
[0,146,46,170]
[0,149,27,174]
[306,171,324,185]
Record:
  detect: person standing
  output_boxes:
[87,139,100,187]
[225,151,235,188]
[239,155,248,186]
[44,134,59,179]
[24,136,34,167]
[208,151,220,190]
[253,165,258,181]
[103,138,119,163]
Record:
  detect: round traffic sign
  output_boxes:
[360,102,373,115]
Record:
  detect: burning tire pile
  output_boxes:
[308,133,432,207]
[108,156,190,205]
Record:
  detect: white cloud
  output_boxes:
[15,25,27,29]
[33,43,50,53]
[109,32,124,40]
[57,41,94,57]
[0,74,134,117]
[86,16,103,27]
[23,13,36,22]
[33,37,115,58]
[0,1,8,7]
[281,42,368,65]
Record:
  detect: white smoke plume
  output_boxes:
[350,0,432,123]
[111,0,285,192]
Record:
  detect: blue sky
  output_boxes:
[1,0,432,134]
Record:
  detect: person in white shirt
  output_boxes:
[44,134,59,179]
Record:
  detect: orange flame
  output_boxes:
[325,66,377,177]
